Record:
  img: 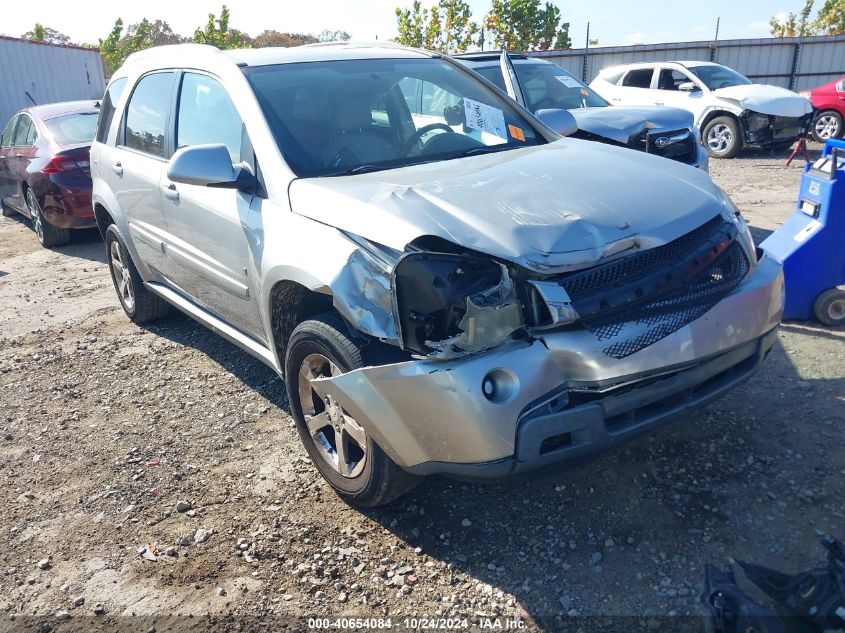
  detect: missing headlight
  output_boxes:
[393,252,524,357]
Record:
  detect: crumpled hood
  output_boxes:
[289,138,726,274]
[570,106,694,143]
[713,84,813,117]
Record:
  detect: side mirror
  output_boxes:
[167,143,256,191]
[534,108,578,137]
[678,81,700,93]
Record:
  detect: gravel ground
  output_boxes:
[1,146,843,633]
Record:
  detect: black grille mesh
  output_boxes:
[562,215,724,302]
[559,217,750,360]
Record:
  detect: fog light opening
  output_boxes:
[481,368,519,404]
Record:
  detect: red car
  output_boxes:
[0,101,98,247]
[800,78,845,142]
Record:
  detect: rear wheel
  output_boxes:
[813,288,845,327]
[105,224,170,324]
[26,188,70,247]
[811,111,843,142]
[285,312,419,507]
[703,116,742,158]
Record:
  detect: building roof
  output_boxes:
[0,34,98,53]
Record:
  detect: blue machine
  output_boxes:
[760,139,845,326]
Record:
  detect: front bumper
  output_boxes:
[311,255,783,475]
[742,111,813,147]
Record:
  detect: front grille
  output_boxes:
[644,129,697,163]
[557,216,750,359]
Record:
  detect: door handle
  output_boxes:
[112,161,123,176]
[161,183,180,203]
[654,101,664,106]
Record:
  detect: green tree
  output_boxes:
[252,30,319,47]
[770,0,816,36]
[192,5,241,49]
[22,23,72,45]
[815,0,845,33]
[394,0,478,52]
[317,29,352,42]
[484,0,571,51]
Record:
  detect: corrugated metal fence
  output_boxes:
[0,36,106,126]
[526,34,845,92]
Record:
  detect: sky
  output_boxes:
[0,0,803,48]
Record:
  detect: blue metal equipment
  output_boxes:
[760,139,845,326]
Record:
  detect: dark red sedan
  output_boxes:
[0,101,98,247]
[800,78,845,142]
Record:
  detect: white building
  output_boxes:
[0,35,106,125]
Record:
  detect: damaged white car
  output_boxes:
[590,61,814,158]
[91,43,784,506]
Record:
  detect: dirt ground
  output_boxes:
[1,145,843,633]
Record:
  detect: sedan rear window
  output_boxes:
[244,57,544,178]
[45,112,98,145]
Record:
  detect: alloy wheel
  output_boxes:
[814,114,840,140]
[297,353,367,478]
[26,190,44,243]
[826,296,845,322]
[109,240,135,312]
[706,123,733,154]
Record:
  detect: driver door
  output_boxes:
[654,67,706,120]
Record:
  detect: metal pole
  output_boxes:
[583,22,590,82]
[710,17,720,62]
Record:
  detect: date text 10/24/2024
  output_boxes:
[307,617,527,630]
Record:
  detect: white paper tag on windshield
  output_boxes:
[463,98,507,141]
[555,75,582,88]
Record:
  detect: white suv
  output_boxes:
[591,61,813,158]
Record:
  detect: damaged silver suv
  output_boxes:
[91,43,784,506]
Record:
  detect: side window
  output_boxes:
[123,72,175,158]
[622,68,654,89]
[473,66,507,92]
[1,115,19,148]
[421,82,461,117]
[12,115,34,146]
[177,73,243,163]
[657,69,690,91]
[96,77,128,144]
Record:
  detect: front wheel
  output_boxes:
[703,116,742,159]
[26,188,70,247]
[811,111,843,143]
[285,312,419,506]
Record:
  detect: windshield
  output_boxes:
[687,64,752,90]
[244,57,544,177]
[512,61,608,111]
[44,112,98,145]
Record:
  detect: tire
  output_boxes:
[813,288,845,327]
[703,116,742,159]
[26,187,70,247]
[105,224,170,324]
[285,311,419,507]
[811,110,843,143]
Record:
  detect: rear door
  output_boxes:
[614,67,657,106]
[157,71,264,341]
[113,71,176,276]
[0,115,21,208]
[8,114,38,214]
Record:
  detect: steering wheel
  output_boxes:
[403,122,455,154]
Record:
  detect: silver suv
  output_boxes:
[91,43,783,506]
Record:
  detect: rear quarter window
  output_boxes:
[96,78,128,145]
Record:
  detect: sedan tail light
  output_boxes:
[42,150,91,175]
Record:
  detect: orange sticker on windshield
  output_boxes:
[508,124,526,141]
[580,88,589,96]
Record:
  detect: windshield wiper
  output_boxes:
[449,145,517,160]
[323,164,388,177]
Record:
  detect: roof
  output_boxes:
[122,41,434,72]
[452,51,528,61]
[23,100,99,120]
[0,34,99,53]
